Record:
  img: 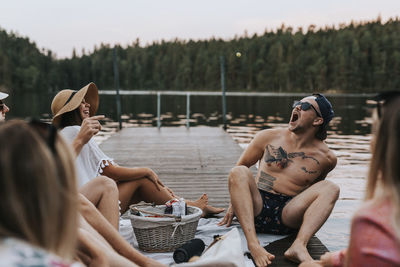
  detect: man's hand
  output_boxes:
[144,168,165,191]
[218,204,235,227]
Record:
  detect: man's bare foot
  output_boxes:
[284,239,313,263]
[248,243,275,267]
[187,194,224,217]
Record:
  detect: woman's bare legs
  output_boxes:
[77,228,109,267]
[117,178,224,216]
[80,176,120,229]
[101,164,224,216]
[78,218,141,267]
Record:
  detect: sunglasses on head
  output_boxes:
[292,101,321,117]
[28,119,57,154]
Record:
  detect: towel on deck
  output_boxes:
[119,217,288,266]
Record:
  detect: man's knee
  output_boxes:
[228,165,252,187]
[319,180,340,201]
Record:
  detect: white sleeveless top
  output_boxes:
[60,126,115,187]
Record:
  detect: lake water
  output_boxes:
[6,93,373,251]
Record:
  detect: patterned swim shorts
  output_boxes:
[254,189,296,235]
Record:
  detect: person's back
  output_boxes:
[345,199,400,266]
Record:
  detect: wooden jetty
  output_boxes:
[100,126,241,208]
[100,127,329,265]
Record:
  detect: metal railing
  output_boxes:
[99,90,227,129]
[99,90,375,130]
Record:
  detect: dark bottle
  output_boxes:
[173,238,205,263]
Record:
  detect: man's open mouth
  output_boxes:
[291,113,299,122]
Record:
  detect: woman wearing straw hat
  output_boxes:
[51,82,224,216]
[2,87,121,230]
[0,91,10,121]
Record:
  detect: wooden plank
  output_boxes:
[100,127,329,265]
[100,127,244,209]
[264,235,329,266]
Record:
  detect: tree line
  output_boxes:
[1,17,399,94]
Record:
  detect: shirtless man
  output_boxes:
[219,94,339,267]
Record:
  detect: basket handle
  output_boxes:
[129,204,182,221]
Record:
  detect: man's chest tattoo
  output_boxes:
[301,167,317,174]
[257,171,276,191]
[264,144,320,174]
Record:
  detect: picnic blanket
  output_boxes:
[119,217,288,266]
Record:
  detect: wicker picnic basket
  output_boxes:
[129,203,202,252]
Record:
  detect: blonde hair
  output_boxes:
[366,97,400,240]
[0,120,78,259]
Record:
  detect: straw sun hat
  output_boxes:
[51,82,99,126]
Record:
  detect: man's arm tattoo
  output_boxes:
[257,171,277,191]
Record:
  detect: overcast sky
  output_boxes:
[1,0,399,58]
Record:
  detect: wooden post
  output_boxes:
[186,92,190,129]
[220,55,227,130]
[113,47,122,130]
[157,92,161,129]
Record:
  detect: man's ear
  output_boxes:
[313,117,323,126]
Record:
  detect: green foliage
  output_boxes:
[1,18,400,94]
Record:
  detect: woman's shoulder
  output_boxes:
[352,198,396,238]
[0,237,82,266]
[354,198,392,221]
[350,199,400,265]
[60,126,81,141]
